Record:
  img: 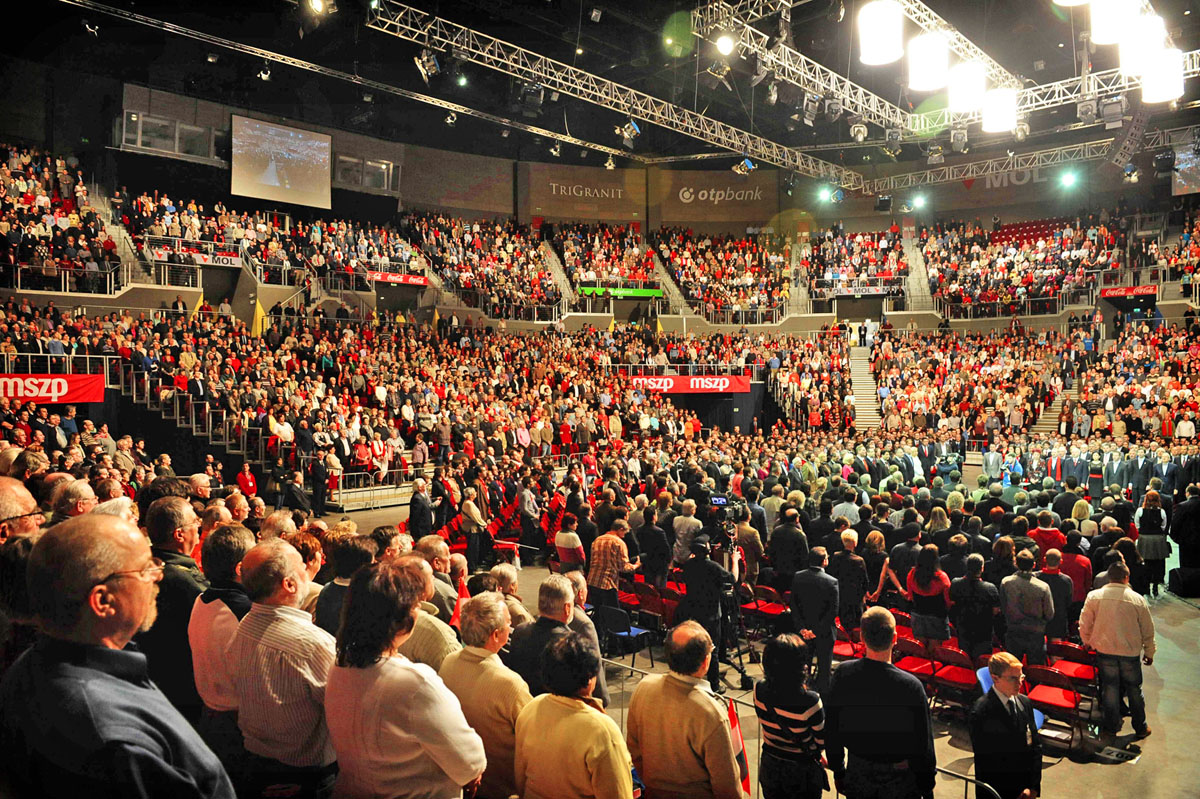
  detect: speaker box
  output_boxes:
[874,195,892,213]
[1168,567,1200,597]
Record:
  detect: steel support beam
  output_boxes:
[368,1,865,187]
[691,1,911,132]
[692,0,801,32]
[892,0,1022,90]
[866,139,1114,192]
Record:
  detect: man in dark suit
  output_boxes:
[310,451,328,517]
[501,574,573,696]
[764,508,809,593]
[678,537,736,693]
[789,547,839,697]
[969,652,1042,799]
[186,371,208,401]
[1123,448,1152,507]
[1154,452,1180,500]
[283,471,312,513]
[408,478,435,539]
[1171,483,1200,568]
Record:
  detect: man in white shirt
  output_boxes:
[227,539,338,796]
[188,524,256,780]
[1079,560,1156,740]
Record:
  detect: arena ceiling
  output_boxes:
[10,0,1200,175]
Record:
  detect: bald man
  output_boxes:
[0,515,234,798]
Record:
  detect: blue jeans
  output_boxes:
[1098,654,1146,734]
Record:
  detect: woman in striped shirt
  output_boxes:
[753,633,827,799]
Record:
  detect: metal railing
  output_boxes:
[1,352,122,377]
[572,277,661,290]
[137,261,202,289]
[936,295,1062,319]
[438,286,564,322]
[7,263,124,295]
[695,303,787,326]
[139,235,243,264]
[597,363,766,379]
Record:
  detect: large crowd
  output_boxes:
[798,225,908,299]
[553,223,654,286]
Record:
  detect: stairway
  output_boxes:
[902,234,933,308]
[849,346,881,430]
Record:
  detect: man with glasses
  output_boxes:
[968,652,1042,799]
[134,495,209,724]
[0,514,234,797]
[0,475,45,540]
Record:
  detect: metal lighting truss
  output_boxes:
[1143,123,1200,150]
[893,0,1022,90]
[57,0,644,162]
[867,139,1115,192]
[1140,0,1176,49]
[691,0,800,31]
[910,49,1200,135]
[691,1,911,131]
[367,1,866,187]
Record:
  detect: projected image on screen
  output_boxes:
[231,115,331,209]
[1172,146,1200,196]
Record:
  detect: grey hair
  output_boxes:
[241,539,299,602]
[537,574,574,616]
[52,479,94,516]
[459,591,509,647]
[490,562,519,592]
[259,510,297,539]
[89,496,134,520]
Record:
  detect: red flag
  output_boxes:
[727,698,751,795]
[449,577,470,629]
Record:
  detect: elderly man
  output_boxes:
[46,478,98,527]
[439,592,533,799]
[395,556,462,670]
[0,475,46,540]
[626,621,743,799]
[0,515,234,798]
[135,496,208,724]
[228,538,338,797]
[502,574,575,696]
[408,478,435,539]
[564,570,610,708]
[491,562,535,628]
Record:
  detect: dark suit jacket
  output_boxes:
[409,492,434,538]
[1171,496,1200,568]
[968,690,1042,799]
[789,567,839,641]
[284,482,312,512]
[501,617,570,696]
[766,524,809,577]
[1123,458,1151,492]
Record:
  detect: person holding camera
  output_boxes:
[678,536,735,694]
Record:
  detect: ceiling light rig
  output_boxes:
[616,119,641,149]
[444,111,456,126]
[703,61,733,92]
[549,142,561,157]
[731,157,756,175]
[414,48,440,84]
[857,0,904,66]
[604,155,616,170]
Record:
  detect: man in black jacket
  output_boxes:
[790,547,839,697]
[764,508,809,593]
[501,574,574,695]
[678,537,735,693]
[1171,483,1200,568]
[310,452,328,517]
[408,478,434,539]
[969,652,1042,799]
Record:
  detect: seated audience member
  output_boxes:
[326,561,485,798]
[969,652,1043,799]
[502,574,575,696]
[514,632,634,799]
[228,539,337,798]
[439,591,533,799]
[753,634,826,799]
[394,556,462,671]
[627,620,743,799]
[314,535,377,634]
[189,524,257,781]
[0,515,234,798]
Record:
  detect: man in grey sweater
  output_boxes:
[1000,550,1055,665]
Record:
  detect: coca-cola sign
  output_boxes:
[1099,285,1157,298]
[366,272,429,286]
[630,375,751,393]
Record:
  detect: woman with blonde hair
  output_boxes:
[1071,499,1092,528]
[924,506,950,537]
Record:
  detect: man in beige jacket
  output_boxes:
[440,592,532,799]
[626,621,743,799]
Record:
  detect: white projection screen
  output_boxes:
[231,115,332,209]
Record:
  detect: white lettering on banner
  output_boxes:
[677,186,765,206]
[0,377,69,402]
[634,376,674,391]
[548,182,625,199]
[983,167,1049,190]
[630,374,751,393]
[690,376,730,391]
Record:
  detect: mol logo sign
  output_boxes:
[631,375,751,393]
[678,186,765,205]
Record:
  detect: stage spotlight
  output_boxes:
[825,98,843,121]
[766,82,779,106]
[605,155,616,170]
[803,94,822,126]
[362,92,373,103]
[950,127,968,153]
[258,63,272,81]
[716,33,736,56]
[309,0,324,12]
[549,142,561,157]
[1060,171,1077,187]
[731,157,756,175]
[414,49,441,85]
[615,119,641,149]
[1077,98,1098,124]
[501,129,510,138]
[206,53,220,64]
[83,20,99,37]
[703,61,733,91]
[1123,163,1140,183]
[819,186,832,202]
[1014,120,1029,142]
[926,144,944,165]
[849,119,867,142]
[444,111,457,126]
[913,195,926,209]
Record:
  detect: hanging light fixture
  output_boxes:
[908,32,949,91]
[1119,14,1166,77]
[1090,0,1136,46]
[857,0,904,66]
[981,87,1018,132]
[1142,47,1184,103]
[948,61,987,113]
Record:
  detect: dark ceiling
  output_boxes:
[7,0,1200,174]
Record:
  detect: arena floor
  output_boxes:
[346,505,1200,798]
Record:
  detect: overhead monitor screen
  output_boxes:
[231,115,331,209]
[1172,145,1200,196]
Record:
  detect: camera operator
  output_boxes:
[677,536,736,694]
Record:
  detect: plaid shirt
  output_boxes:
[587,533,633,591]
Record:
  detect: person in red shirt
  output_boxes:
[1030,511,1067,567]
[236,462,258,497]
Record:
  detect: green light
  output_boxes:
[818,187,832,202]
[1061,171,1077,187]
[456,73,468,86]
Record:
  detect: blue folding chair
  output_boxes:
[595,605,654,668]
[976,666,1044,729]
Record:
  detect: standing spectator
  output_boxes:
[518,477,542,555]
[0,515,234,798]
[490,562,535,628]
[236,463,258,497]
[325,561,485,798]
[626,621,743,799]
[394,557,462,671]
[228,539,338,798]
[789,547,839,697]
[637,505,671,589]
[679,537,736,694]
[189,524,257,782]
[136,496,208,724]
[514,633,634,799]
[439,592,533,799]
[1035,550,1075,641]
[408,478,434,540]
[828,531,870,631]
[949,554,1000,660]
[765,508,809,593]
[672,499,704,566]
[969,652,1043,799]
[502,574,574,696]
[1170,484,1200,568]
[314,536,378,635]
[825,606,937,799]
[906,545,952,649]
[735,505,766,585]
[1080,560,1156,740]
[1133,490,1170,597]
[999,550,1055,665]
[586,519,639,608]
[753,634,826,799]
[564,570,610,707]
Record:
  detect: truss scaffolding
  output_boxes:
[892,0,1023,90]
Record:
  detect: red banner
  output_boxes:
[0,374,106,403]
[1099,285,1157,298]
[366,272,429,286]
[630,375,751,394]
